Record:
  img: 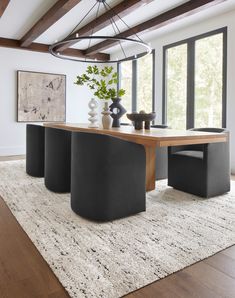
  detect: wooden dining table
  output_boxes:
[44,123,228,191]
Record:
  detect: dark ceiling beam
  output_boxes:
[20,0,82,48]
[56,0,154,52]
[85,0,226,55]
[0,37,110,60]
[0,0,10,17]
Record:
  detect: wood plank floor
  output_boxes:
[0,156,234,298]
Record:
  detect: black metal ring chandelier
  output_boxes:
[49,0,152,63]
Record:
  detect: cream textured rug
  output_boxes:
[0,160,234,298]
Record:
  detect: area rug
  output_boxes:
[0,160,234,298]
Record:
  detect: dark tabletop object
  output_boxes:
[109,97,127,128]
[127,112,156,130]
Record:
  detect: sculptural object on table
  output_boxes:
[127,111,156,130]
[109,97,127,127]
[88,98,98,128]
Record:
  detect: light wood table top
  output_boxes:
[43,123,227,147]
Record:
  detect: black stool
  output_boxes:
[71,132,146,221]
[26,124,45,177]
[45,127,71,193]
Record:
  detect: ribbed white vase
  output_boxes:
[101,102,113,129]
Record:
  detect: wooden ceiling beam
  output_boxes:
[85,0,226,56]
[0,37,110,60]
[20,0,82,48]
[56,0,154,52]
[0,0,10,17]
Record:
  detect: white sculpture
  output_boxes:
[88,98,99,128]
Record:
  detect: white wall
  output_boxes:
[0,48,93,155]
[149,9,235,173]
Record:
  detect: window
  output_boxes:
[166,44,187,130]
[137,54,153,112]
[118,51,155,123]
[119,61,132,123]
[194,34,224,128]
[163,28,227,129]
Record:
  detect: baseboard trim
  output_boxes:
[0,146,25,156]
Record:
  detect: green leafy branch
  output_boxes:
[74,65,125,100]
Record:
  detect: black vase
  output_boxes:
[109,98,127,128]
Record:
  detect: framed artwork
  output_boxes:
[17,70,66,122]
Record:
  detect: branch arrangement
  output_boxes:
[75,66,125,100]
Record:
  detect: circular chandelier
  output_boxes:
[49,0,152,63]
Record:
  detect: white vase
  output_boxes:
[101,102,113,129]
[88,98,98,128]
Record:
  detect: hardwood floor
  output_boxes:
[0,197,69,298]
[0,155,25,161]
[125,246,235,298]
[0,156,234,298]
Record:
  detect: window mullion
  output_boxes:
[186,40,195,129]
[162,48,167,124]
[117,62,121,92]
[132,60,137,112]
[152,50,156,114]
[222,29,227,128]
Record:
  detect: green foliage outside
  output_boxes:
[120,61,132,122]
[120,55,153,122]
[74,65,125,101]
[166,33,223,130]
[137,55,153,113]
[167,44,187,130]
[194,34,223,128]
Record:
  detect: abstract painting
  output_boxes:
[17,71,66,122]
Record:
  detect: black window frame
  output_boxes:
[162,27,227,129]
[118,49,156,115]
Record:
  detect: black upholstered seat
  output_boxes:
[71,132,146,221]
[26,124,45,177]
[151,124,169,129]
[151,124,169,180]
[168,128,230,198]
[44,127,71,193]
[174,150,204,159]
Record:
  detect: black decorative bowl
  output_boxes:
[127,112,156,130]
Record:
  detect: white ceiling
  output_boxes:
[0,0,235,54]
[69,0,188,50]
[36,0,188,45]
[140,0,235,42]
[0,0,58,39]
